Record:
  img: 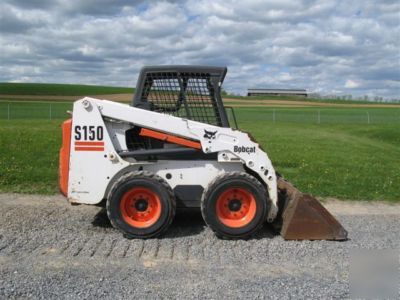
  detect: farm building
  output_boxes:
[247,88,307,97]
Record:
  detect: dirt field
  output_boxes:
[1,194,399,298]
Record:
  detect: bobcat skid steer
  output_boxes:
[59,66,347,240]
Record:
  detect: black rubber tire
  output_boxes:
[201,172,268,239]
[106,171,176,239]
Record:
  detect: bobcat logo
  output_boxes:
[203,129,217,139]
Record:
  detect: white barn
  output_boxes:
[247,88,307,97]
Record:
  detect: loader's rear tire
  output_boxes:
[107,171,176,239]
[201,172,268,239]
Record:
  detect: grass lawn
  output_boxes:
[0,105,399,201]
[0,120,62,194]
[236,107,400,201]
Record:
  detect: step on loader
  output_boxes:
[59,65,347,240]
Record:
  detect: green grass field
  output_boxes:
[1,101,399,123]
[237,108,400,201]
[0,83,134,96]
[0,101,399,201]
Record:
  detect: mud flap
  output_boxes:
[276,177,348,240]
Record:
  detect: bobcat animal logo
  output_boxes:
[203,129,217,139]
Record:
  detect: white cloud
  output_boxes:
[278,73,293,81]
[345,79,359,89]
[0,0,399,98]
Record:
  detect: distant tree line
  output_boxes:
[308,93,400,103]
[221,88,400,103]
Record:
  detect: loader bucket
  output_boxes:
[276,177,348,240]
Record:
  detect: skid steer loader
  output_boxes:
[59,65,347,240]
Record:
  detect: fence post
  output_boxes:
[7,103,10,120]
[49,103,52,120]
[273,109,276,123]
[367,111,370,124]
[318,110,321,124]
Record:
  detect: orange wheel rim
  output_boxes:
[120,187,162,228]
[216,187,257,228]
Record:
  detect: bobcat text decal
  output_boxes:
[233,146,256,154]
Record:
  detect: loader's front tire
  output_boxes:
[107,171,176,239]
[201,172,268,239]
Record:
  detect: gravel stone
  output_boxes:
[0,193,399,299]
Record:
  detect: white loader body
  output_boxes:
[66,97,279,222]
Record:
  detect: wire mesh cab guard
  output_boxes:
[132,66,230,127]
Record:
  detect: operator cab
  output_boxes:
[132,65,231,128]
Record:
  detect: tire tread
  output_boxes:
[201,171,268,239]
[106,171,176,238]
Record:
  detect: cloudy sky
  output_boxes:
[1,0,399,98]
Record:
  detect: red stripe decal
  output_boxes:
[75,141,104,146]
[75,147,104,151]
[139,128,202,149]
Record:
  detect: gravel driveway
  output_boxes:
[0,194,399,299]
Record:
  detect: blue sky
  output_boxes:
[0,0,399,98]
